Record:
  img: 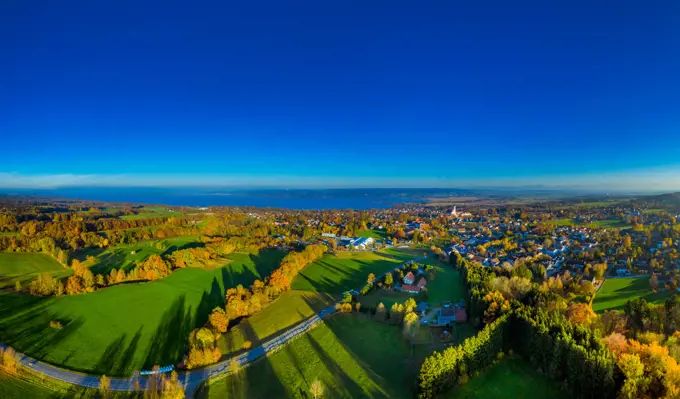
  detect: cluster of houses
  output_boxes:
[443,224,600,278]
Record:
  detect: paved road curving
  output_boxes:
[1,305,336,397]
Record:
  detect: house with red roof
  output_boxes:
[417,277,427,289]
[402,284,420,293]
[403,272,415,285]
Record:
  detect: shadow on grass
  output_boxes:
[198,316,286,399]
[94,327,143,376]
[143,295,194,370]
[0,293,85,362]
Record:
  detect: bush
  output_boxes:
[49,320,63,329]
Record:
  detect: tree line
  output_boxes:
[183,244,328,369]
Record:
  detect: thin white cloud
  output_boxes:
[0,167,679,192]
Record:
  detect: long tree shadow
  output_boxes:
[94,327,144,376]
[161,241,205,257]
[0,292,85,363]
[143,295,194,370]
[306,332,369,398]
[195,277,226,327]
[220,260,260,290]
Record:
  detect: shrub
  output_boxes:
[49,320,63,329]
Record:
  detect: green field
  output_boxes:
[218,249,424,356]
[445,356,566,399]
[0,250,283,376]
[546,218,577,227]
[382,247,429,261]
[202,316,415,399]
[547,218,630,230]
[356,229,387,239]
[75,236,200,274]
[360,289,414,309]
[588,220,631,229]
[427,265,464,305]
[120,206,181,220]
[217,290,335,356]
[0,370,137,398]
[0,253,70,289]
[592,277,672,312]
[291,251,404,296]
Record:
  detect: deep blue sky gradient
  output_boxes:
[2,0,680,186]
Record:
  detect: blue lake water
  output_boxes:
[0,188,434,210]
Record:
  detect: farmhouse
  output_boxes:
[402,284,420,293]
[404,271,416,285]
[416,277,427,289]
[350,237,374,249]
[437,306,468,325]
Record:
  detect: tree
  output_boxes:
[665,295,680,335]
[228,359,241,374]
[99,375,110,397]
[403,311,419,341]
[650,274,659,292]
[194,328,216,349]
[384,272,393,287]
[618,353,644,399]
[310,379,324,399]
[390,303,405,323]
[14,280,21,292]
[580,280,595,296]
[375,302,387,322]
[625,298,652,334]
[565,303,596,326]
[161,370,185,399]
[0,346,18,373]
[623,235,632,250]
[404,298,417,313]
[367,273,376,285]
[65,275,82,295]
[594,263,607,279]
[512,264,532,280]
[208,307,229,333]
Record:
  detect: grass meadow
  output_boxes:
[546,218,631,230]
[592,277,671,312]
[73,236,200,274]
[0,250,283,376]
[0,253,70,290]
[290,251,404,295]
[119,206,181,220]
[202,316,416,399]
[445,356,567,399]
[0,369,138,398]
[356,229,388,239]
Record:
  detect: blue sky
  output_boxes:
[2,1,680,190]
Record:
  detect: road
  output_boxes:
[1,252,428,396]
[1,305,336,397]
